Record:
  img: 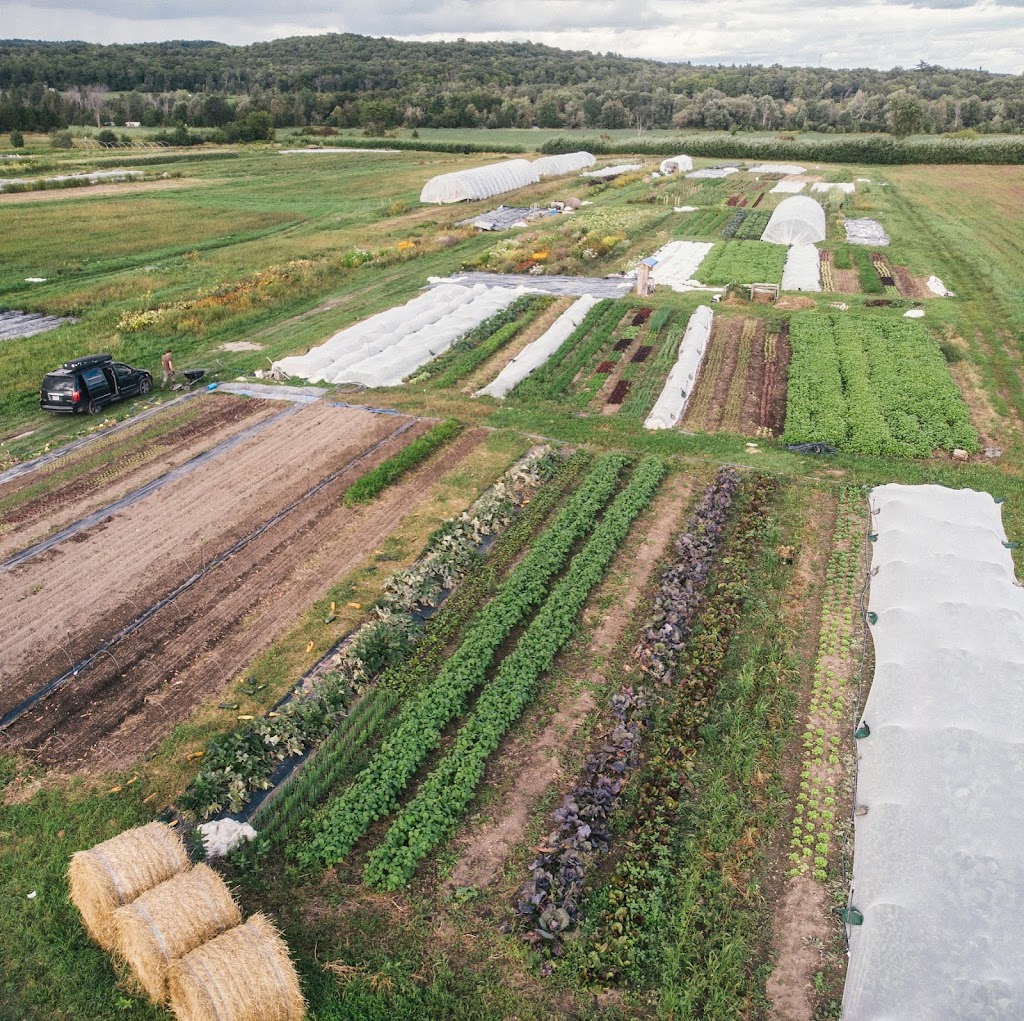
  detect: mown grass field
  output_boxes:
[3,137,1024,1021]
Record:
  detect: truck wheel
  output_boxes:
[87,399,99,415]
[139,377,152,395]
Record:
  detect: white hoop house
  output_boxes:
[659,155,693,174]
[761,195,826,246]
[532,152,595,177]
[420,159,540,204]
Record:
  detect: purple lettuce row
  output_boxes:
[516,688,648,955]
[513,468,743,959]
[633,466,740,681]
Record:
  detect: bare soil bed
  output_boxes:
[0,405,474,767]
[0,394,278,557]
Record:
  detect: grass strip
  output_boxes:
[300,453,630,867]
[363,456,667,890]
[341,418,462,506]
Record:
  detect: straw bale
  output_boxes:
[69,822,189,950]
[167,914,305,1021]
[114,863,241,1003]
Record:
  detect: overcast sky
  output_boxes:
[6,0,1024,75]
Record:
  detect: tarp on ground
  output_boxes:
[762,195,826,245]
[581,164,643,179]
[273,283,529,387]
[632,241,714,291]
[532,152,595,177]
[659,155,694,174]
[686,166,739,179]
[420,159,539,203]
[844,483,1024,1021]
[845,217,890,246]
[748,163,806,175]
[475,295,599,399]
[770,179,806,194]
[644,305,713,430]
[781,244,821,291]
[811,181,856,194]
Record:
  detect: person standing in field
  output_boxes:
[161,349,175,389]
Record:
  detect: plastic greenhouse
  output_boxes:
[659,155,694,174]
[761,195,826,245]
[419,159,540,204]
[532,152,596,177]
[844,484,1024,1020]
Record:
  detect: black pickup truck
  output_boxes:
[40,353,153,415]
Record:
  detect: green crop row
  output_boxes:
[733,209,771,240]
[363,456,667,890]
[853,247,884,294]
[300,453,630,866]
[697,241,787,286]
[254,451,592,847]
[782,313,978,456]
[341,418,462,506]
[676,208,730,239]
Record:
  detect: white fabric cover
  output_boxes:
[844,484,1024,1021]
[927,275,954,297]
[659,155,694,174]
[420,159,539,203]
[634,241,714,292]
[274,283,528,387]
[475,295,599,399]
[532,152,595,177]
[198,819,257,858]
[686,166,739,179]
[845,218,891,246]
[762,195,826,245]
[748,163,806,175]
[581,164,643,179]
[644,305,713,430]
[770,179,806,194]
[782,244,821,291]
[812,181,856,194]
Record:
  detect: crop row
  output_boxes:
[721,318,757,431]
[619,317,684,422]
[341,418,462,506]
[697,241,787,286]
[676,207,730,239]
[516,467,742,953]
[254,451,593,846]
[580,473,778,985]
[300,454,631,866]
[181,447,559,819]
[734,209,771,240]
[509,299,616,401]
[363,456,668,890]
[782,313,978,455]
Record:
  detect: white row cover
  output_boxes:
[781,244,821,291]
[927,275,954,297]
[659,154,694,174]
[686,166,739,179]
[637,240,715,291]
[581,163,643,179]
[644,305,713,430]
[761,195,826,246]
[770,179,806,194]
[420,159,539,203]
[532,151,595,177]
[811,181,856,194]
[845,217,890,246]
[749,162,806,175]
[845,484,1024,1021]
[273,283,529,387]
[475,295,599,399]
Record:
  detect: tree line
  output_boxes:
[0,34,1021,137]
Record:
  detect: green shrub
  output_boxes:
[49,130,72,149]
[9,129,24,148]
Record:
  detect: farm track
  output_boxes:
[0,406,435,755]
[0,395,279,557]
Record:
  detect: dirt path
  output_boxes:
[0,405,427,715]
[3,425,487,769]
[0,177,210,205]
[0,395,278,557]
[445,471,694,891]
[460,296,572,394]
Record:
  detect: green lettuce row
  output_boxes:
[363,456,667,890]
[301,452,630,866]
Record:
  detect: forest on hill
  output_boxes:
[1,33,1022,136]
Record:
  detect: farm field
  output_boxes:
[2,138,1024,1021]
